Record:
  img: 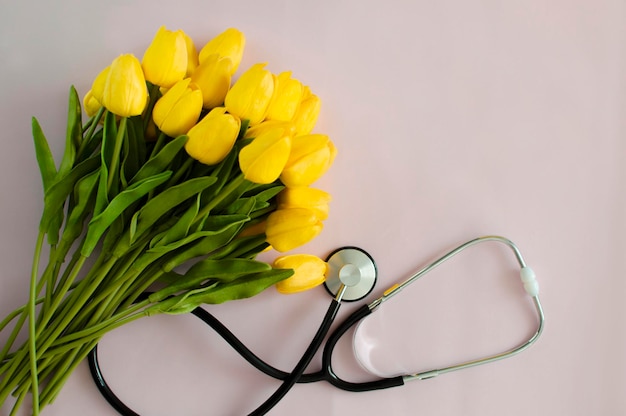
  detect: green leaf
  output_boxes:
[94,111,117,216]
[171,269,293,308]
[57,86,81,177]
[31,117,57,194]
[130,176,217,243]
[81,171,172,256]
[131,135,187,184]
[122,116,146,185]
[59,170,99,247]
[148,193,200,247]
[39,155,100,234]
[185,258,272,283]
[157,215,249,271]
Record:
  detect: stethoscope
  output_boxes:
[88,235,545,415]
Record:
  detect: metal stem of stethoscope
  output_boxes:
[365,235,545,381]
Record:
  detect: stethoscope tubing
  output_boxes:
[87,296,401,416]
[88,235,544,415]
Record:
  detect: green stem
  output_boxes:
[149,131,167,159]
[35,256,87,337]
[28,230,45,415]
[107,116,127,191]
[193,173,246,226]
[45,300,149,354]
[165,156,194,188]
[78,107,105,158]
[143,83,160,133]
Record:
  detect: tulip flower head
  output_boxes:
[199,28,245,75]
[292,86,321,136]
[191,54,233,109]
[265,208,323,252]
[274,254,328,294]
[277,187,331,220]
[225,63,274,125]
[265,71,304,122]
[182,31,200,77]
[152,78,203,137]
[90,65,110,104]
[82,90,101,118]
[142,26,188,88]
[238,126,292,184]
[185,107,241,165]
[280,134,337,187]
[102,54,148,117]
[244,120,296,140]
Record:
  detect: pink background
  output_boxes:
[1,0,625,415]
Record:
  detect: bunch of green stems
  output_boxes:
[0,87,292,415]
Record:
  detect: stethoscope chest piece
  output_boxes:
[324,247,377,302]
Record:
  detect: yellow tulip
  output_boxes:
[265,208,323,252]
[244,120,295,140]
[280,134,337,187]
[152,78,203,137]
[185,107,241,165]
[142,26,188,88]
[102,54,148,117]
[238,125,291,184]
[277,187,331,220]
[199,28,245,75]
[82,90,101,118]
[292,86,321,135]
[190,54,233,109]
[182,31,199,77]
[274,254,328,294]
[225,63,274,125]
[265,71,303,122]
[90,66,110,103]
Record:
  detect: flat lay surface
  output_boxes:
[1,0,624,415]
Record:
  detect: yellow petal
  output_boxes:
[274,254,328,294]
[142,26,188,88]
[199,28,245,75]
[224,63,274,125]
[265,71,303,122]
[265,208,323,252]
[238,127,291,184]
[152,78,203,137]
[185,107,241,165]
[277,187,331,220]
[102,54,148,117]
[191,54,233,108]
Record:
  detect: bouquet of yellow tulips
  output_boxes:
[0,26,335,414]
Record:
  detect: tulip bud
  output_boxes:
[280,134,337,187]
[191,54,233,109]
[274,254,328,294]
[152,78,203,137]
[102,54,148,117]
[83,90,102,118]
[90,66,110,104]
[244,120,296,140]
[238,126,291,184]
[277,187,331,220]
[292,86,321,136]
[182,31,199,77]
[185,107,241,165]
[265,71,303,122]
[265,208,323,252]
[225,63,274,125]
[142,26,188,88]
[199,28,245,75]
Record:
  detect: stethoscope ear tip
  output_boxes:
[324,246,377,302]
